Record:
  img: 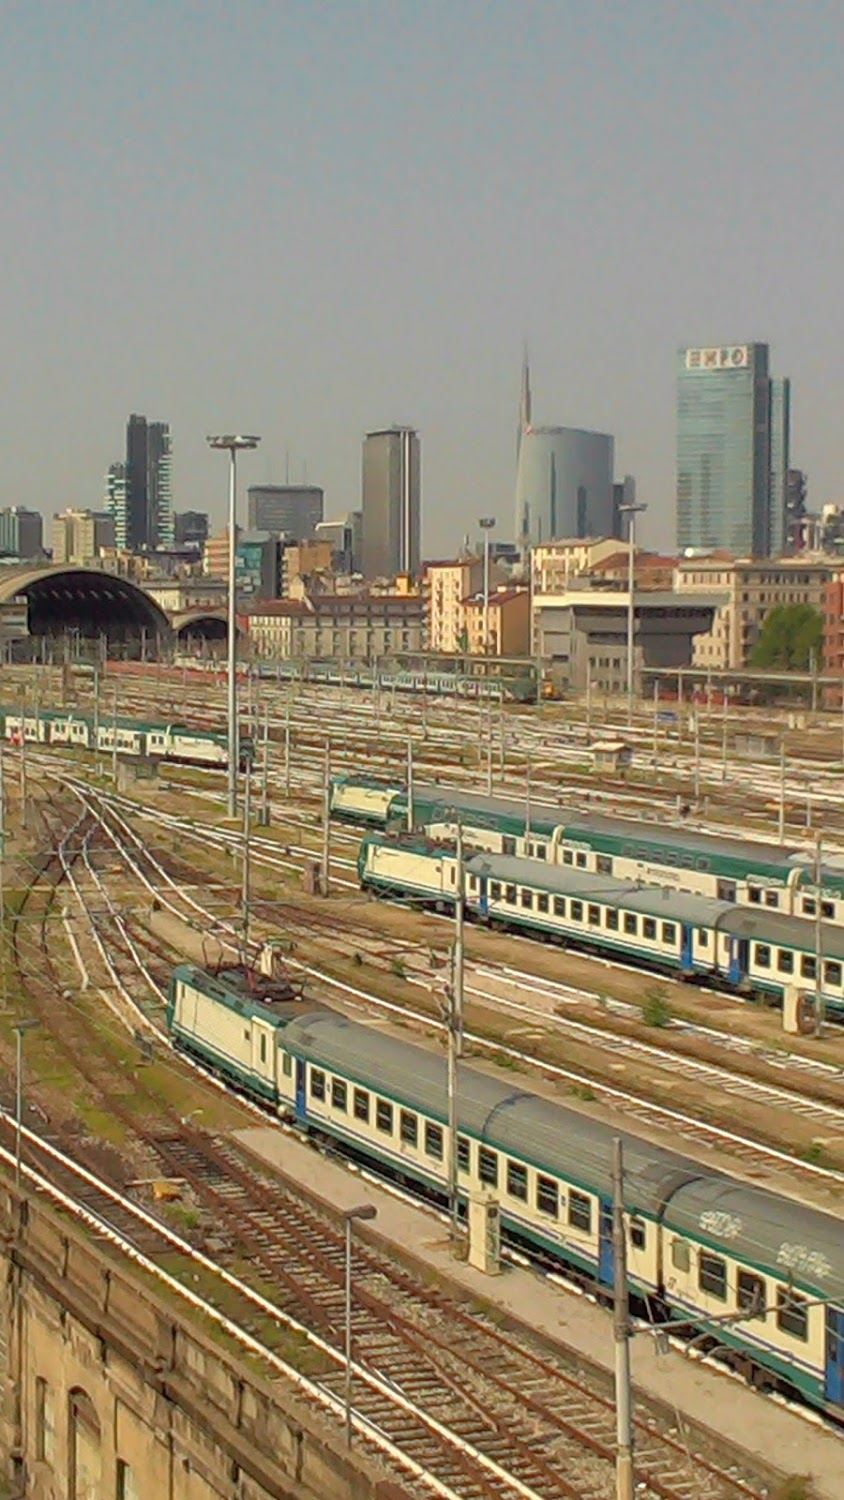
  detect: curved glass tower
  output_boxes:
[515,425,614,548]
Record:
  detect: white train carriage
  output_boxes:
[277,1009,673,1295]
[168,963,306,1101]
[329,775,401,827]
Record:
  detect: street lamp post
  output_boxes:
[479,517,496,656]
[13,1018,39,1192]
[206,435,261,818]
[618,503,647,727]
[344,1203,377,1447]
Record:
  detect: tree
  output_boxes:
[749,603,824,671]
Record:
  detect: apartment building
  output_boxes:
[244,589,425,661]
[675,556,833,669]
[462,587,530,656]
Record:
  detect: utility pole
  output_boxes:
[0,743,5,1011]
[406,737,414,832]
[613,1137,634,1500]
[720,692,727,783]
[525,754,532,847]
[485,696,493,795]
[652,679,659,762]
[840,687,844,767]
[260,706,270,826]
[321,741,331,896]
[585,659,592,744]
[447,820,465,1240]
[498,695,505,775]
[112,684,119,785]
[284,690,292,799]
[785,738,791,846]
[242,752,252,945]
[814,833,825,1039]
[19,692,27,826]
[693,707,700,802]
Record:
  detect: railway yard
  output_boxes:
[4,663,844,1498]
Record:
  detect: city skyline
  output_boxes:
[2,5,843,553]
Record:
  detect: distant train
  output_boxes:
[251,659,533,702]
[330,773,844,924]
[0,706,250,770]
[167,960,844,1419]
[358,832,844,1018]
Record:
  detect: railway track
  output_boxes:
[2,774,779,1500]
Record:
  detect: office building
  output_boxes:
[112,414,173,550]
[361,428,421,578]
[0,507,43,560]
[514,359,614,547]
[52,509,115,565]
[675,556,833,670]
[173,511,209,549]
[315,511,362,573]
[247,485,323,540]
[676,343,791,557]
[243,588,425,661]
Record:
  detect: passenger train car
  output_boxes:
[0,706,245,769]
[330,774,844,923]
[167,961,844,1418]
[358,834,844,1015]
[253,659,531,701]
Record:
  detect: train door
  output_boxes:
[727,937,749,984]
[295,1059,306,1119]
[478,875,488,919]
[825,1306,844,1407]
[680,924,693,970]
[598,1200,614,1286]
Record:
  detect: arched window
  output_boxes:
[68,1387,101,1500]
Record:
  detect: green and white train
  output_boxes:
[167,961,844,1418]
[358,834,844,1015]
[330,773,844,923]
[0,706,240,768]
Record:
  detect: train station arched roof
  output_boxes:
[0,564,170,644]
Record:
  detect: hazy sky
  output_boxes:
[2,1,842,553]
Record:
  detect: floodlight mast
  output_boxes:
[206,435,261,818]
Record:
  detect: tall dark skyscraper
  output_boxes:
[361,427,421,578]
[115,414,173,549]
[676,344,790,557]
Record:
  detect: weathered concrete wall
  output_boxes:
[0,1183,409,1500]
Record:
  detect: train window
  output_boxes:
[596,855,612,875]
[376,1100,393,1134]
[698,1251,727,1300]
[505,885,517,905]
[822,901,835,919]
[800,955,817,980]
[282,1053,292,1077]
[696,858,711,872]
[776,1287,809,1341]
[490,882,502,901]
[748,887,762,905]
[576,853,587,869]
[764,891,779,909]
[554,897,566,917]
[479,1146,498,1186]
[629,1218,646,1250]
[244,1029,250,1042]
[424,1122,443,1159]
[671,1239,690,1272]
[755,945,771,969]
[717,880,737,902]
[737,1269,766,1319]
[503,836,517,856]
[457,1136,471,1173]
[506,1160,527,1200]
[777,950,794,974]
[623,913,637,935]
[568,1191,591,1233]
[570,901,583,922]
[537,893,549,914]
[605,908,619,931]
[535,844,547,861]
[400,1110,418,1147]
[331,1079,348,1112]
[521,889,534,909]
[562,850,574,866]
[825,961,842,987]
[584,905,598,927]
[536,1175,558,1217]
[310,1069,326,1101]
[468,875,477,892]
[802,897,816,916]
[662,923,676,945]
[354,1088,370,1123]
[643,918,657,941]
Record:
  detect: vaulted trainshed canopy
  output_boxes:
[0,565,170,646]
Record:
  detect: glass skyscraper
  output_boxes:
[676,343,790,557]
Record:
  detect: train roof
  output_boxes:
[664,1177,844,1300]
[173,962,314,1025]
[283,1010,702,1215]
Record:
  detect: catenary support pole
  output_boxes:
[815,833,825,1038]
[447,820,465,1240]
[284,690,291,799]
[778,738,786,843]
[407,737,414,832]
[260,706,270,825]
[321,741,331,896]
[613,1137,634,1500]
[242,753,252,945]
